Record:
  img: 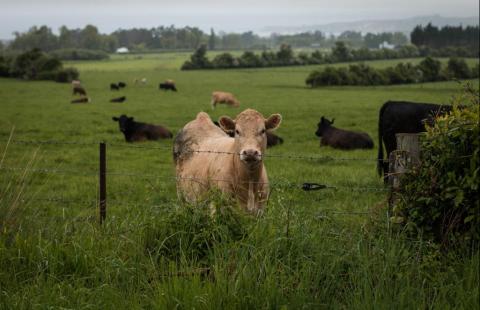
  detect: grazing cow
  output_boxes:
[118,82,126,88]
[211,91,240,109]
[159,80,177,92]
[71,97,90,104]
[134,78,147,85]
[316,117,373,150]
[112,115,173,142]
[377,101,452,178]
[110,83,120,90]
[110,96,126,103]
[173,109,282,212]
[214,121,283,148]
[72,86,87,96]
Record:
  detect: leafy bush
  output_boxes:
[55,67,79,83]
[447,58,472,79]
[417,57,443,82]
[181,44,211,70]
[50,48,109,60]
[1,48,80,82]
[212,52,237,68]
[306,57,476,87]
[394,86,479,246]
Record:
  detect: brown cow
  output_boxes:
[211,91,240,109]
[173,109,282,213]
[73,86,87,96]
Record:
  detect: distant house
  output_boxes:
[116,47,129,54]
[379,41,395,49]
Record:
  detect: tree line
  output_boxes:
[181,41,478,70]
[2,25,412,54]
[411,23,479,51]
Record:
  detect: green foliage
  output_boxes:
[2,48,79,83]
[331,41,351,62]
[181,44,212,70]
[447,57,472,79]
[55,67,79,83]
[50,48,109,60]
[306,57,477,87]
[211,52,238,69]
[418,56,443,82]
[395,86,480,246]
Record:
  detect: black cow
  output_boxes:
[110,83,119,90]
[112,115,173,142]
[213,121,284,148]
[118,82,126,88]
[159,83,177,92]
[71,97,90,104]
[73,86,87,96]
[110,96,126,103]
[315,117,373,150]
[377,101,453,178]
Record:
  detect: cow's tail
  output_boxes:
[278,137,284,144]
[377,102,387,177]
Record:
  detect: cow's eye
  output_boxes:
[260,129,266,135]
[235,129,240,136]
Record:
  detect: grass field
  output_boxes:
[0,55,479,308]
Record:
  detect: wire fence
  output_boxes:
[1,138,389,221]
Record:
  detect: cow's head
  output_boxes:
[218,109,281,168]
[315,116,334,137]
[112,114,133,133]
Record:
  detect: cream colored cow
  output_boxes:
[173,109,282,213]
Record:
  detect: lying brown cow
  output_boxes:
[173,109,282,212]
[211,91,240,109]
[315,116,373,150]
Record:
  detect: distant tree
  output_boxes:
[418,56,442,82]
[332,41,350,62]
[209,28,216,50]
[447,57,471,79]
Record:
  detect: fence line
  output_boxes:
[2,139,383,163]
[1,165,387,192]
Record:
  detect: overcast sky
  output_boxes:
[0,0,478,38]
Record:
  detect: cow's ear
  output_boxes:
[218,116,236,132]
[112,117,119,121]
[128,117,134,121]
[265,114,282,130]
[331,118,335,124]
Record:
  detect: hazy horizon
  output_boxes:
[0,0,478,39]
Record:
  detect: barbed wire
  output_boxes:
[1,165,387,193]
[2,138,384,162]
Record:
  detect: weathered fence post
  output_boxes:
[99,142,106,224]
[388,133,422,215]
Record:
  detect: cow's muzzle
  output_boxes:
[240,149,262,164]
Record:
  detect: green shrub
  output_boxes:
[50,48,109,60]
[418,57,443,82]
[447,58,472,79]
[394,86,479,246]
[55,67,79,83]
[212,52,237,68]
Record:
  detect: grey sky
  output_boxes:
[0,0,478,38]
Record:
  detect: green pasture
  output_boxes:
[0,55,478,308]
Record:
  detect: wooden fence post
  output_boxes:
[99,142,106,224]
[388,133,422,214]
